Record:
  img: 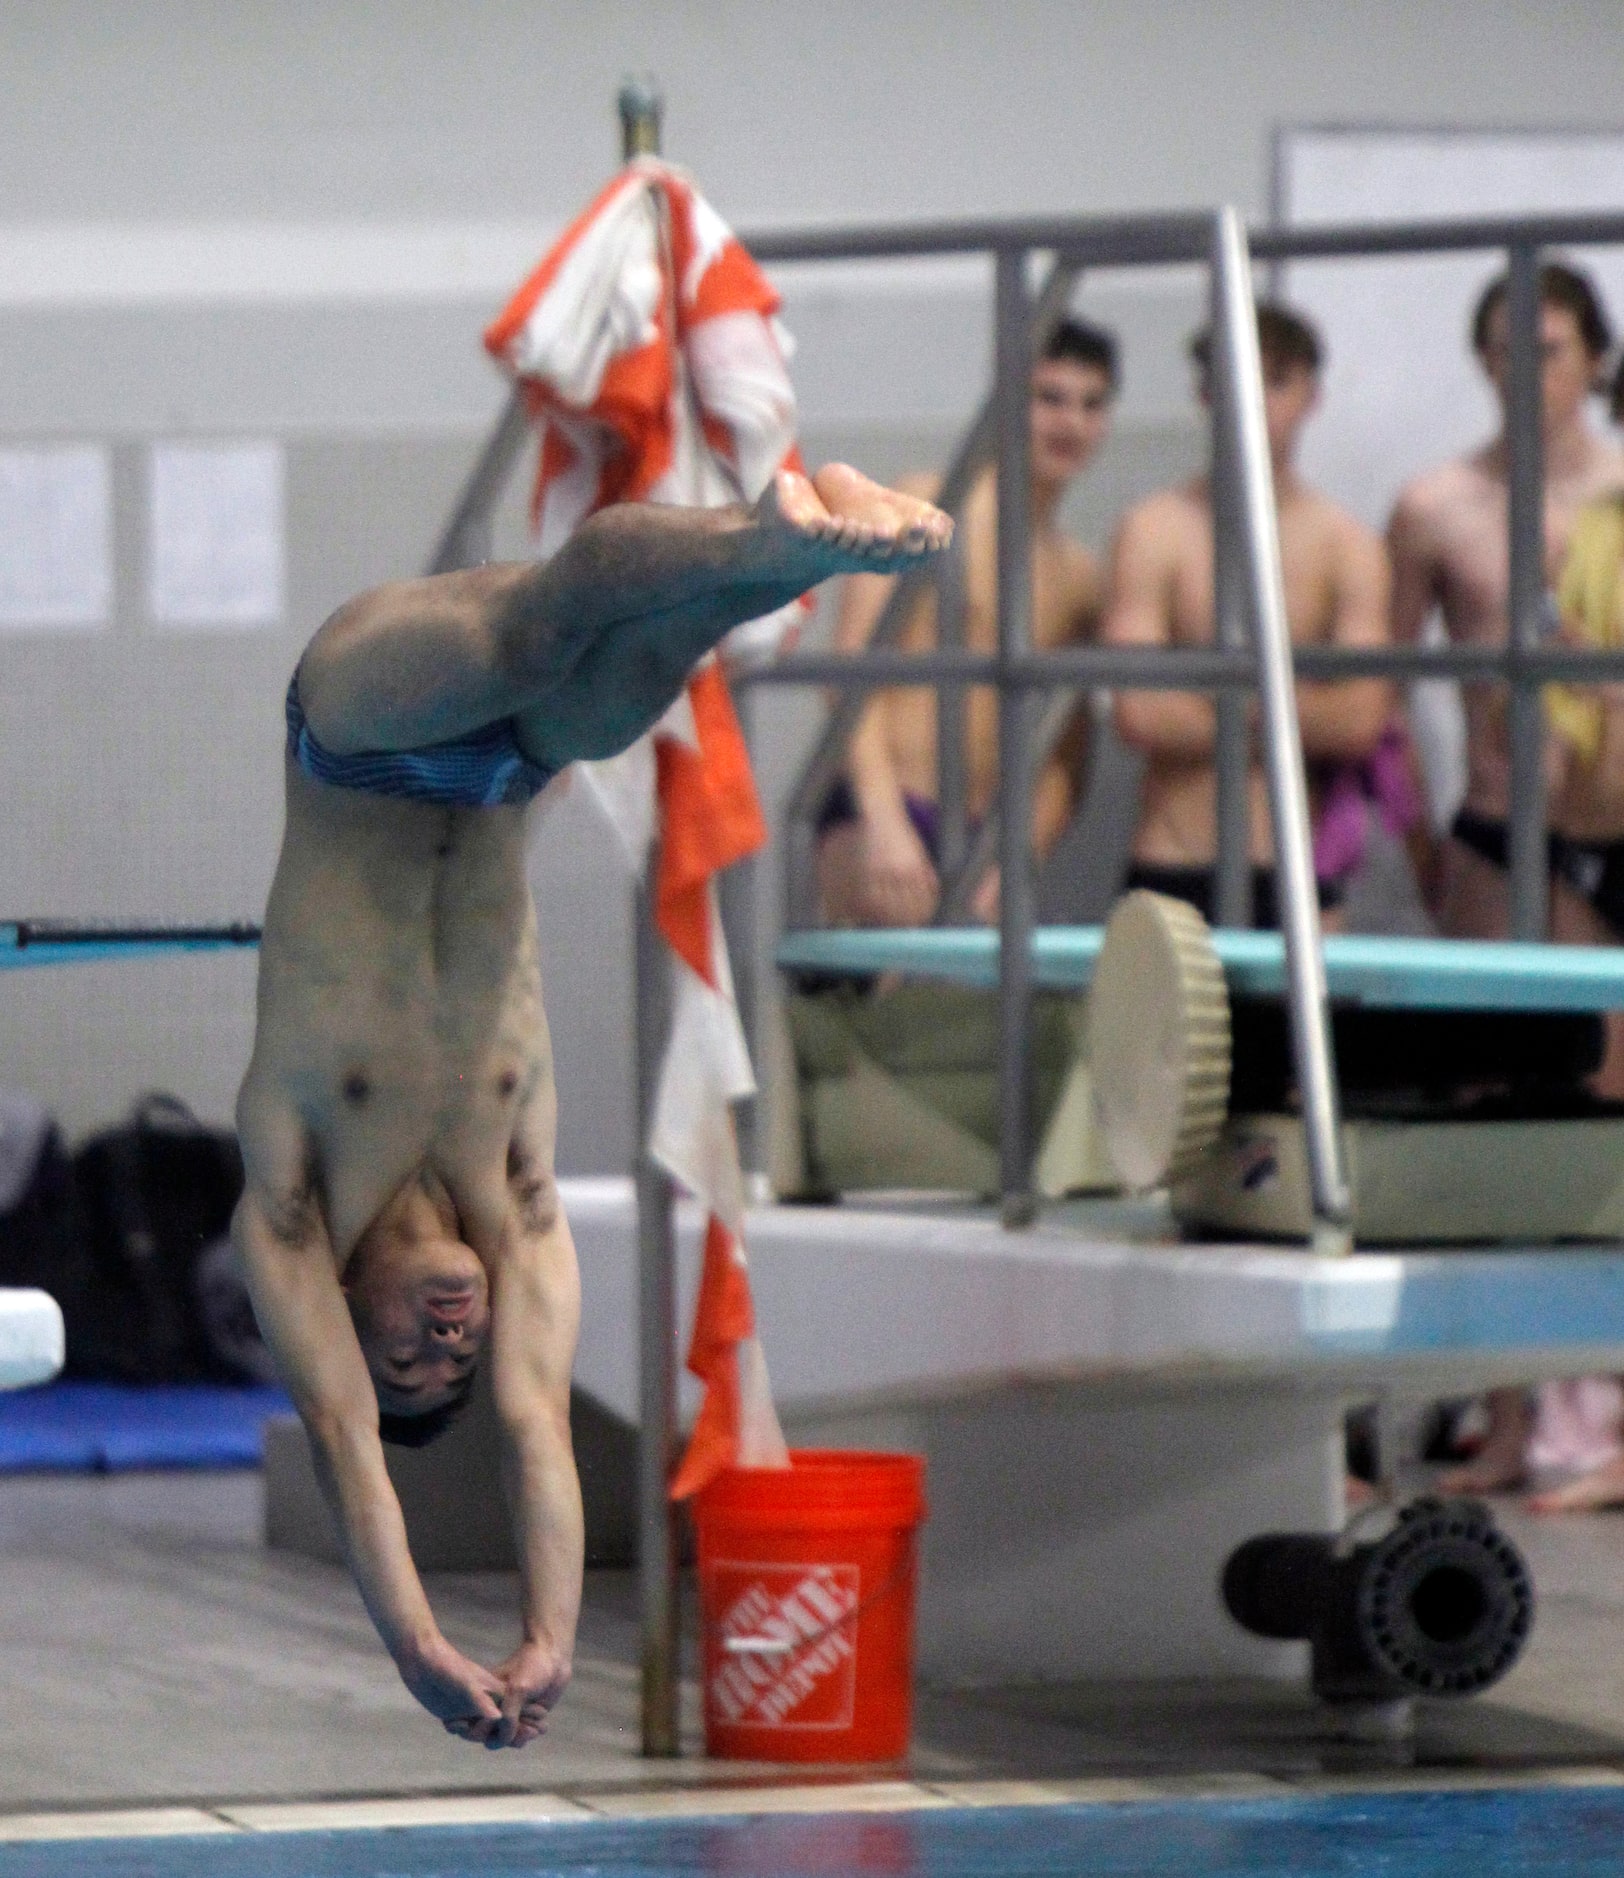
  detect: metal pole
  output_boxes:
[1505,243,1550,942]
[620,75,682,1758]
[744,639,1624,690]
[935,531,972,907]
[634,889,681,1756]
[1208,272,1254,928]
[781,257,1083,933]
[425,391,531,575]
[994,246,1037,1226]
[1211,208,1351,1235]
[718,689,761,1179]
[618,77,664,159]
[937,689,1079,925]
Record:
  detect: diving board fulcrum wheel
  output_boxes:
[1090,891,1231,1192]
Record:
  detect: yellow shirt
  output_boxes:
[1548,494,1624,766]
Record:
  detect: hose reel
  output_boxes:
[1222,1497,1534,1704]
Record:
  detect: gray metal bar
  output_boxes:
[783,257,1083,933]
[994,247,1037,1226]
[618,77,664,158]
[1248,208,1624,263]
[781,813,821,937]
[740,205,1624,271]
[746,212,1213,268]
[1290,643,1624,680]
[1505,243,1550,942]
[1208,263,1253,928]
[425,390,531,575]
[622,80,681,1763]
[1211,207,1350,1233]
[936,689,1080,925]
[745,640,1624,690]
[935,531,972,902]
[633,889,681,1756]
[718,690,762,1178]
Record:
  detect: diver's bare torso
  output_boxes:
[237,761,555,1276]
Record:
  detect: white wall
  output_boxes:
[0,1,1621,1155]
[2,2,1622,226]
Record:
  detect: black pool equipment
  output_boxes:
[1221,1497,1534,1702]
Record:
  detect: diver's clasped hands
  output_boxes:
[399,1629,571,1750]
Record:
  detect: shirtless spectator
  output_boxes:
[816,319,1116,926]
[1391,264,1624,1508]
[1390,261,1624,956]
[1102,303,1392,929]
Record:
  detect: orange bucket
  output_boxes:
[693,1449,927,1763]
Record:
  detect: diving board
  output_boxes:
[779,925,1624,1012]
[0,921,261,971]
[0,1290,64,1391]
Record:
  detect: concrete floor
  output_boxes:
[5,1469,1624,1815]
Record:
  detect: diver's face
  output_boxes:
[347,1233,490,1415]
[1029,357,1113,488]
[1479,301,1597,437]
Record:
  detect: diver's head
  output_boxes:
[344,1216,489,1445]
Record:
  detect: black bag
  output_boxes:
[67,1094,252,1384]
[0,1089,80,1298]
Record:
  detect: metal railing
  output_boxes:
[750,202,1624,1227]
[753,203,1355,1230]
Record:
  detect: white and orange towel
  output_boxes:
[485,160,796,1497]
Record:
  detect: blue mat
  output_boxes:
[0,1381,292,1473]
[3,1786,1624,1876]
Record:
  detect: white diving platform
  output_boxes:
[0,1289,64,1392]
[564,1177,1624,1684]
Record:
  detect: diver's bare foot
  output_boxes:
[1528,1455,1624,1514]
[753,464,951,578]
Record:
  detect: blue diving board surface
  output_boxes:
[0,921,261,970]
[779,924,1624,1012]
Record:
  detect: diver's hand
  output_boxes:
[398,1632,505,1744]
[490,1638,573,1749]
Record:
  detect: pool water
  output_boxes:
[2,1786,1623,1878]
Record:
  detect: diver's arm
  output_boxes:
[486,1181,584,1749]
[232,1173,504,1739]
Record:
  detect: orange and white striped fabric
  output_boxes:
[485,159,794,1498]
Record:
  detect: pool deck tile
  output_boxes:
[218,1792,593,1832]
[1285,1763,1624,1796]
[0,1807,236,1842]
[583,1778,954,1818]
[923,1773,1291,1807]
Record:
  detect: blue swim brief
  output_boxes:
[285,670,556,810]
